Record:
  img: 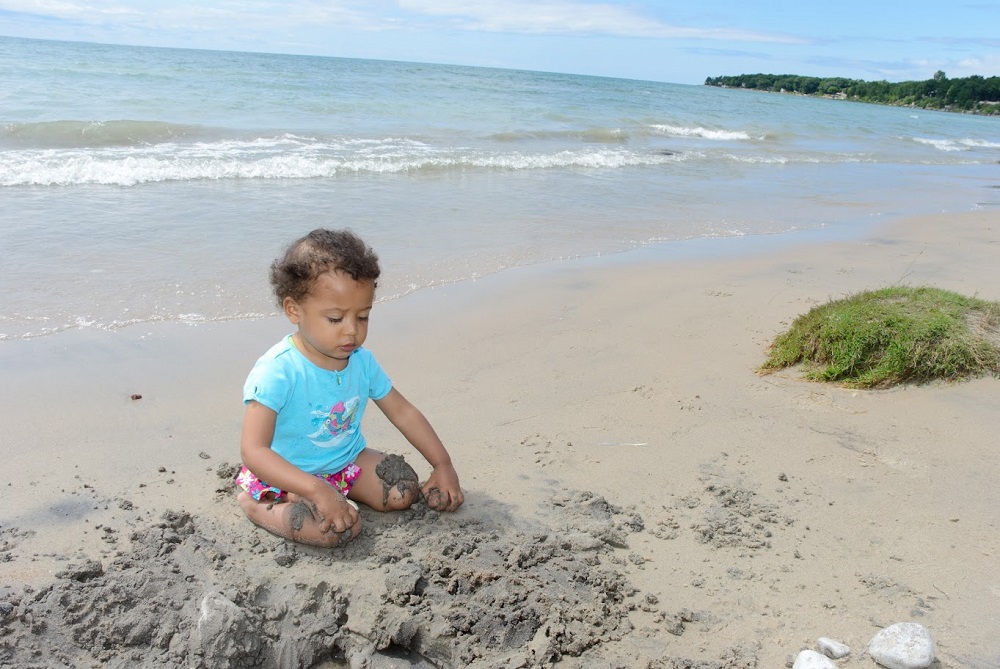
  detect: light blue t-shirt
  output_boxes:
[243,336,392,475]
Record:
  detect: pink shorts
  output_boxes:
[235,463,361,501]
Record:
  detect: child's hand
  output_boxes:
[307,486,359,535]
[421,463,464,512]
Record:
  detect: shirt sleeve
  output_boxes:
[243,355,292,413]
[364,350,393,400]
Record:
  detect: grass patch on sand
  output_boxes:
[760,286,1000,388]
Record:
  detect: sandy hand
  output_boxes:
[421,463,464,512]
[306,488,359,534]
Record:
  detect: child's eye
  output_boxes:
[327,317,342,324]
[359,316,370,322]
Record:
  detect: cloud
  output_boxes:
[0,0,371,32]
[0,0,809,45]
[925,36,1000,48]
[681,46,774,59]
[397,0,807,43]
[954,54,1000,76]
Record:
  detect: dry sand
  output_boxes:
[1,211,998,668]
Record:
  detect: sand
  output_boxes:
[1,211,998,668]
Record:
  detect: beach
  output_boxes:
[2,209,998,668]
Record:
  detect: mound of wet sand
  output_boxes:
[0,466,759,669]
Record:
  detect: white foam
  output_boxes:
[651,124,752,141]
[0,142,686,186]
[913,137,963,152]
[960,138,1000,149]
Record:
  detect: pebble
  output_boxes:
[868,622,935,669]
[792,649,837,669]
[817,637,851,659]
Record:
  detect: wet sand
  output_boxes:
[1,210,999,668]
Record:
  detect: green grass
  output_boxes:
[759,286,1000,388]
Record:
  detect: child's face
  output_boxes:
[283,270,375,371]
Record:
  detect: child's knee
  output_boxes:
[374,453,421,511]
[383,484,420,511]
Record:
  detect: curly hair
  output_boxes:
[269,229,381,305]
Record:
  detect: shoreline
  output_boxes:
[0,204,935,349]
[2,209,999,667]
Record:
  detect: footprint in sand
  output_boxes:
[520,434,556,467]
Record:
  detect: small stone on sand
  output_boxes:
[792,649,837,669]
[868,622,935,669]
[817,636,850,659]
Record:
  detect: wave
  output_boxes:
[489,123,759,144]
[0,310,274,341]
[960,138,1000,149]
[650,124,755,141]
[0,119,209,148]
[913,137,965,152]
[912,136,1000,152]
[3,129,985,186]
[5,119,753,150]
[0,137,689,186]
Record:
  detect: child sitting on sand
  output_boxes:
[236,228,463,547]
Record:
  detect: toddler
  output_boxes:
[236,229,463,547]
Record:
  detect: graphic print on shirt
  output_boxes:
[307,396,360,448]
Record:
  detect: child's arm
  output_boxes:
[374,388,464,512]
[240,400,358,533]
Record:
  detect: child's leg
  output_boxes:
[237,491,361,548]
[348,448,422,511]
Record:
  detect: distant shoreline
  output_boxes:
[705,72,1000,116]
[710,84,995,116]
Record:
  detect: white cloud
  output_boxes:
[0,0,809,44]
[954,54,1000,77]
[0,0,371,31]
[396,0,807,43]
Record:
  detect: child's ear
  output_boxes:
[282,297,301,323]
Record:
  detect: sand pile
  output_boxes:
[0,466,758,669]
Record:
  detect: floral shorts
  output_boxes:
[235,463,361,501]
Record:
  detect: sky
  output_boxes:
[1,1,998,85]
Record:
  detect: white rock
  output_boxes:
[818,636,851,659]
[868,622,935,669]
[793,649,838,669]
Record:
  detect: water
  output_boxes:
[2,35,999,341]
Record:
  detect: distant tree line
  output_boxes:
[704,71,1000,115]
